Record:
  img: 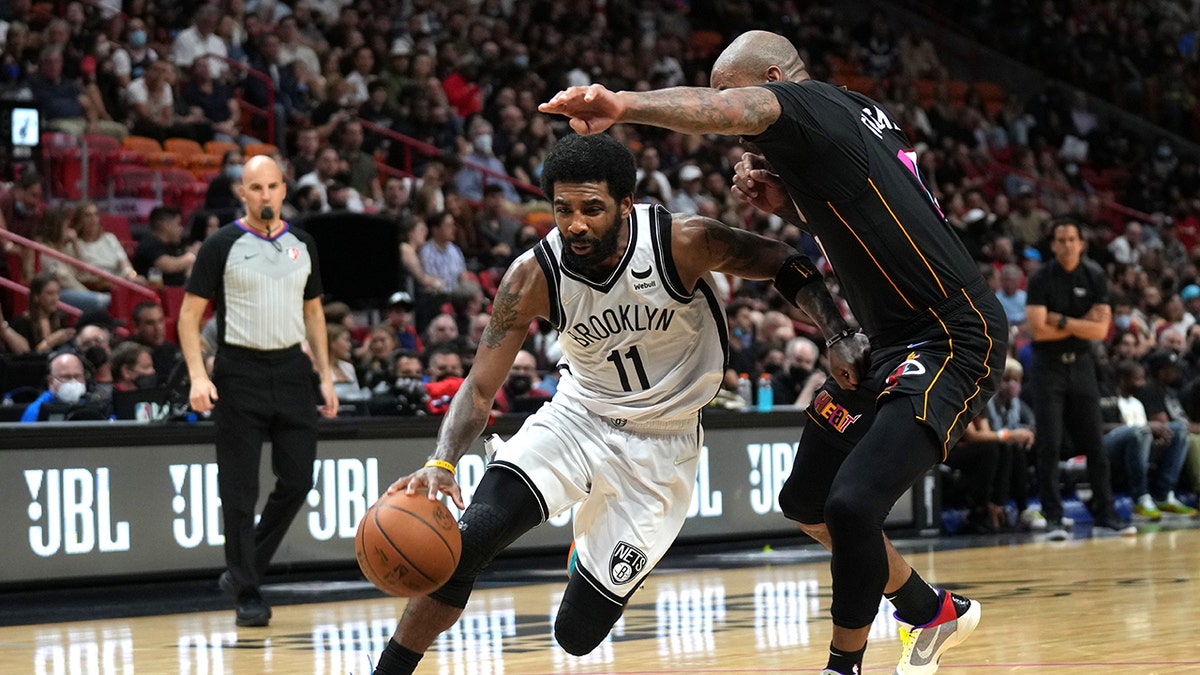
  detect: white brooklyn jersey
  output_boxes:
[532,203,728,422]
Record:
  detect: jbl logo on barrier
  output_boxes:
[25,468,131,556]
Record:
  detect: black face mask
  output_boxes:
[788,366,812,383]
[762,363,783,375]
[83,346,109,371]
[134,374,158,390]
[507,374,533,395]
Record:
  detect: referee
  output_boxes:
[178,155,337,627]
[1025,219,1133,539]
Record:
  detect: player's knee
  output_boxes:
[429,470,544,608]
[823,484,875,536]
[554,576,625,656]
[427,502,508,607]
[778,483,819,523]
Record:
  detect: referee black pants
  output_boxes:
[1029,350,1114,522]
[213,344,318,590]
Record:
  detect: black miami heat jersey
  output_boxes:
[530,203,728,422]
[748,80,987,341]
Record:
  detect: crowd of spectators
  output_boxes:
[1,1,1199,527]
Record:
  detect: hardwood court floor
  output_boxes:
[3,526,1199,674]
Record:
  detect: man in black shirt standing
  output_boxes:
[1025,220,1134,539]
[542,29,1006,675]
[132,206,197,287]
[178,155,338,627]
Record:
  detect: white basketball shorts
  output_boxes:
[487,393,703,602]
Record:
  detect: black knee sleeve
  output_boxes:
[554,572,626,656]
[779,426,850,524]
[428,467,543,608]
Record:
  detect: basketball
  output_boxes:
[355,491,462,597]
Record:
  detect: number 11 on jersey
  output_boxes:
[606,345,650,391]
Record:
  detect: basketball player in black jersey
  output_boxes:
[543,30,1007,675]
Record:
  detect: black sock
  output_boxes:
[885,569,940,626]
[374,638,423,675]
[826,642,866,675]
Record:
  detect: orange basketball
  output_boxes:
[355,491,462,597]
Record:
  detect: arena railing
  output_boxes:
[0,276,83,320]
[0,230,159,323]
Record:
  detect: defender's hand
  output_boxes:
[539,84,624,135]
[732,152,791,217]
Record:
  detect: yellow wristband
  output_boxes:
[424,459,456,475]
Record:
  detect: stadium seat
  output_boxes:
[165,137,221,172]
[192,167,220,184]
[99,213,132,244]
[111,165,158,199]
[41,132,83,199]
[158,285,185,320]
[123,135,178,169]
[204,140,239,158]
[160,169,209,218]
[243,142,278,158]
[163,137,203,156]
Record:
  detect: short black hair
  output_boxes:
[148,206,182,231]
[1051,217,1088,239]
[539,133,635,202]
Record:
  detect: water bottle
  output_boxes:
[737,373,753,410]
[756,373,774,412]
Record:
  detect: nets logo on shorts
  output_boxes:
[609,541,647,585]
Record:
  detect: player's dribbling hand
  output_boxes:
[189,376,219,413]
[827,333,871,391]
[733,152,791,218]
[539,84,623,135]
[388,468,465,510]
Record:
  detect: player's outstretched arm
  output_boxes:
[539,84,781,137]
[672,214,869,389]
[391,256,550,505]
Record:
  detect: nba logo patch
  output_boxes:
[288,247,301,261]
[609,541,647,585]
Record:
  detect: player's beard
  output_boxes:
[562,213,623,274]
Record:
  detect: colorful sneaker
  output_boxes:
[1019,508,1047,531]
[894,591,981,674]
[1157,492,1198,516]
[566,540,579,577]
[1133,494,1162,520]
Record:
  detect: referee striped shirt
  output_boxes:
[186,220,323,350]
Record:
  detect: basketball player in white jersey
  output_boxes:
[371,133,860,674]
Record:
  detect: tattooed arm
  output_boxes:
[673,214,868,389]
[435,256,549,460]
[390,255,550,504]
[672,213,799,288]
[540,84,781,137]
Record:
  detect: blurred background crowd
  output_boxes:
[1,0,1199,532]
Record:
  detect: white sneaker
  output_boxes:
[894,592,981,674]
[1019,508,1047,530]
